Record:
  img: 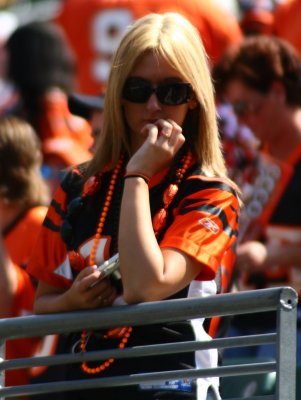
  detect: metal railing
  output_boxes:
[0,286,298,399]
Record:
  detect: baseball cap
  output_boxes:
[68,93,105,119]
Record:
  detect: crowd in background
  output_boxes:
[0,0,301,396]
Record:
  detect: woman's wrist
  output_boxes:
[124,172,150,184]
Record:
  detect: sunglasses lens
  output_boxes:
[123,79,152,103]
[232,101,248,116]
[123,79,193,105]
[157,83,192,105]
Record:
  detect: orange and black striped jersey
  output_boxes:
[27,161,240,395]
[55,0,243,95]
[28,163,240,292]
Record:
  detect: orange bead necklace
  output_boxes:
[80,151,192,375]
[80,156,128,374]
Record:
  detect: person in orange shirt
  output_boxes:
[272,0,301,56]
[5,21,93,194]
[68,92,105,151]
[0,116,56,387]
[28,13,241,399]
[55,0,243,95]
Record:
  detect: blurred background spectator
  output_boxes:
[237,0,276,35]
[4,20,93,193]
[0,115,52,387]
[67,92,104,150]
[54,0,243,95]
[0,10,18,115]
[213,34,301,360]
[272,0,301,56]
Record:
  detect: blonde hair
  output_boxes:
[0,116,50,207]
[86,12,229,182]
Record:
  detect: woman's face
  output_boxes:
[122,52,195,151]
[225,79,283,143]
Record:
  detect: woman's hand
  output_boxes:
[127,119,185,177]
[236,241,268,272]
[65,266,117,310]
[34,265,118,314]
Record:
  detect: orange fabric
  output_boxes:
[39,89,93,167]
[273,0,301,55]
[160,179,240,282]
[55,0,243,94]
[4,206,47,387]
[5,206,48,267]
[5,265,39,387]
[240,10,274,35]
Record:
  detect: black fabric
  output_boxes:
[30,322,197,400]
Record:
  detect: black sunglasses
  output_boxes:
[232,100,249,117]
[122,78,193,105]
[232,100,260,117]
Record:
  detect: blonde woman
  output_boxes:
[28,13,240,400]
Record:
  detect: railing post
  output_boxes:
[276,287,298,400]
[0,338,5,400]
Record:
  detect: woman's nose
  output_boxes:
[146,93,161,110]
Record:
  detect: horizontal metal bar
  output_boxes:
[223,397,274,400]
[0,363,277,398]
[0,287,297,340]
[0,333,277,371]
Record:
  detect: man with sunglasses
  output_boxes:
[28,12,241,400]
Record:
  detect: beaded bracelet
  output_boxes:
[124,172,150,184]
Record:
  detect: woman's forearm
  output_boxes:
[34,290,74,314]
[118,177,165,302]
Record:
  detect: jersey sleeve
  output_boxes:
[160,177,240,281]
[27,176,74,289]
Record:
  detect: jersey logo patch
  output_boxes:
[199,217,220,234]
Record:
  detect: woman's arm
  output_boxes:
[118,119,202,304]
[119,177,201,304]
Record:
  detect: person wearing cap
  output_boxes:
[68,92,105,150]
[5,21,93,194]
